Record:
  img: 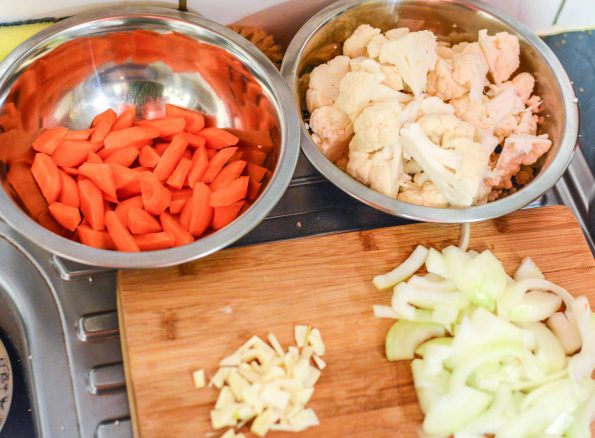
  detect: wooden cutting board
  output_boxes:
[118,205,595,438]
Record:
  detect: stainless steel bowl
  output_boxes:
[282,0,578,223]
[0,6,300,268]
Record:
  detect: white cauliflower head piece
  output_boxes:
[351,100,402,153]
[478,29,520,84]
[343,24,381,58]
[306,55,350,112]
[347,144,403,199]
[379,30,438,96]
[309,106,353,162]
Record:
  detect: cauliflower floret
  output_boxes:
[526,95,542,112]
[379,30,438,96]
[398,181,449,207]
[346,144,403,199]
[478,29,520,84]
[419,96,455,117]
[484,83,525,127]
[400,121,497,206]
[349,57,404,91]
[351,100,402,153]
[511,72,535,104]
[309,106,353,162]
[334,70,405,120]
[486,134,552,189]
[418,114,475,146]
[514,110,538,135]
[427,42,489,101]
[306,55,350,112]
[385,28,409,40]
[367,34,388,59]
[343,24,381,58]
[493,113,518,143]
[380,65,404,91]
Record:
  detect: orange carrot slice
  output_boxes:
[212,200,244,230]
[246,163,267,183]
[78,178,105,231]
[96,148,114,160]
[137,117,186,136]
[187,145,209,188]
[52,140,94,168]
[169,189,192,214]
[110,163,140,190]
[32,127,68,154]
[229,149,244,162]
[200,127,239,150]
[165,104,205,133]
[183,149,193,161]
[115,196,143,224]
[64,128,94,141]
[247,180,262,200]
[140,172,172,215]
[8,162,48,219]
[179,196,191,230]
[179,132,206,148]
[77,225,114,249]
[48,202,81,231]
[105,210,140,252]
[210,176,249,207]
[37,209,64,235]
[58,170,80,208]
[154,142,169,155]
[31,153,61,203]
[210,160,247,192]
[103,126,160,150]
[90,109,117,142]
[202,147,238,183]
[139,145,161,168]
[78,163,117,198]
[87,152,103,164]
[207,148,217,159]
[127,206,162,234]
[188,182,213,237]
[166,157,192,190]
[153,134,188,181]
[134,231,175,251]
[159,212,194,247]
[62,167,79,176]
[112,106,135,131]
[244,149,267,166]
[104,146,139,167]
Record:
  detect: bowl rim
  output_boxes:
[281,0,579,223]
[0,5,301,268]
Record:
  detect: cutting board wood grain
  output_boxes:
[118,205,595,438]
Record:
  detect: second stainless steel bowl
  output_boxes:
[282,0,578,223]
[0,6,300,268]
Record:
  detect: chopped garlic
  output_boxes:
[193,369,205,388]
[206,327,325,435]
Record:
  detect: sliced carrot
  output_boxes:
[179,132,206,148]
[127,206,162,234]
[7,162,48,219]
[115,196,143,224]
[199,127,239,150]
[97,148,114,160]
[188,182,213,237]
[62,167,79,176]
[210,176,249,207]
[64,128,94,141]
[207,148,217,159]
[104,146,139,167]
[77,225,115,249]
[244,149,267,166]
[31,153,61,203]
[165,104,205,133]
[110,163,140,190]
[32,127,68,154]
[247,180,262,200]
[229,149,244,162]
[140,172,172,215]
[58,170,80,208]
[212,200,244,230]
[139,145,161,168]
[246,163,268,183]
[153,134,188,181]
[87,152,103,164]
[159,212,194,247]
[78,163,117,198]
[154,142,170,155]
[202,147,238,183]
[137,117,186,137]
[105,210,140,252]
[112,106,135,131]
[211,160,247,191]
[103,126,160,150]
[134,231,175,251]
[179,196,191,230]
[187,145,209,188]
[183,149,193,160]
[52,140,94,167]
[90,109,117,142]
[169,189,192,214]
[166,157,192,190]
[37,209,64,235]
[48,202,81,231]
[78,178,105,231]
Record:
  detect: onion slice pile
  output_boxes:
[373,245,595,437]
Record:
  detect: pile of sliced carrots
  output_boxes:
[25,105,268,252]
